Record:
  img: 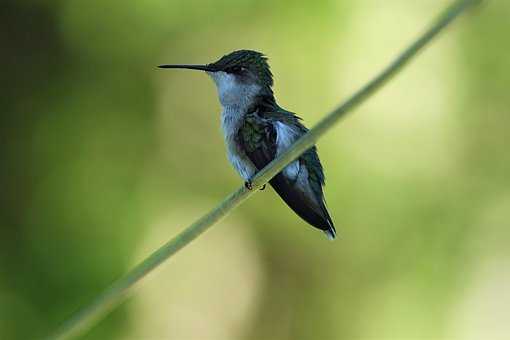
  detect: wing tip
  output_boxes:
[322,207,336,240]
[323,223,337,241]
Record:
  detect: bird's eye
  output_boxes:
[229,66,245,74]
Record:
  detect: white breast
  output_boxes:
[220,106,257,180]
[208,71,261,180]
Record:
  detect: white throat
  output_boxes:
[207,71,261,111]
[207,71,261,180]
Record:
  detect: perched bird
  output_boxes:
[159,50,336,239]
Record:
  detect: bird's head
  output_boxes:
[159,50,273,108]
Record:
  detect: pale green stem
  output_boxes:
[45,1,481,339]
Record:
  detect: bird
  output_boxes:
[158,50,336,239]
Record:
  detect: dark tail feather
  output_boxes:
[321,206,336,240]
[269,173,336,239]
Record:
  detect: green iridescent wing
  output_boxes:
[238,110,276,169]
[238,107,335,236]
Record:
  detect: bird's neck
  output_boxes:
[212,73,277,138]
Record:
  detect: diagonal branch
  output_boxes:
[44,1,481,339]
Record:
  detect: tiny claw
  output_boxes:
[244,181,253,190]
[259,184,266,191]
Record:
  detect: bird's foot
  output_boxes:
[244,181,266,191]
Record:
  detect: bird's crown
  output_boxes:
[208,50,273,87]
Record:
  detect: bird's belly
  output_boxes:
[221,107,257,181]
[225,137,256,180]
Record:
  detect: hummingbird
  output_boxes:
[159,50,336,239]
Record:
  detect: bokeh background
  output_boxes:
[1,0,509,339]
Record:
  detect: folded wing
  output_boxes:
[238,109,335,238]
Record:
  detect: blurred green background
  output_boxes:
[1,0,509,339]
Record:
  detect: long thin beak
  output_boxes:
[157,64,215,71]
